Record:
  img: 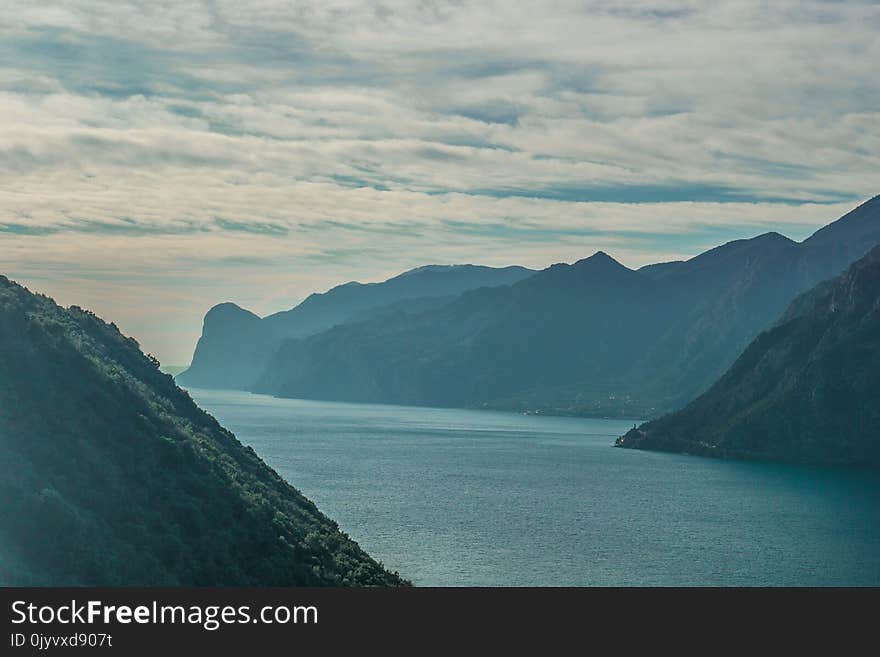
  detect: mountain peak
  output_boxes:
[527,251,637,289]
[673,230,799,273]
[398,264,460,277]
[205,302,258,319]
[572,250,630,271]
[201,303,262,334]
[395,264,533,280]
[755,231,796,244]
[313,281,365,298]
[746,231,799,252]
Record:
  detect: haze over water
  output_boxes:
[189,389,880,586]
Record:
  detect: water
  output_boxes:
[188,389,880,586]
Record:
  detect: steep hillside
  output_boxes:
[616,246,880,466]
[0,276,406,586]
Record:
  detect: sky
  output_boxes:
[0,1,878,364]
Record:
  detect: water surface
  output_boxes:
[188,389,880,586]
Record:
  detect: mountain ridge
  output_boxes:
[253,196,880,417]
[0,275,406,585]
[177,263,535,390]
[615,244,880,466]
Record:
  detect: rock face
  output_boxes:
[254,197,880,417]
[180,302,271,390]
[0,276,406,586]
[616,245,880,467]
[176,264,535,390]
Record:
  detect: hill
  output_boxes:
[254,197,880,416]
[177,264,534,390]
[616,245,880,466]
[0,275,406,585]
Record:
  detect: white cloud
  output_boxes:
[0,1,877,361]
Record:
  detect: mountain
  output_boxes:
[254,196,880,416]
[615,245,880,466]
[629,232,820,407]
[178,302,269,390]
[0,275,406,586]
[254,252,669,413]
[177,264,534,390]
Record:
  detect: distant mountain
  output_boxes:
[177,264,534,390]
[254,252,667,411]
[254,196,880,416]
[616,245,880,466]
[0,275,406,585]
[178,302,269,390]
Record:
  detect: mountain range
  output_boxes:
[177,264,534,390]
[242,196,880,417]
[616,244,880,466]
[0,275,405,585]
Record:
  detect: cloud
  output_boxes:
[0,1,878,362]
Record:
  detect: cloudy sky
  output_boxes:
[1,1,878,364]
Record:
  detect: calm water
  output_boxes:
[188,389,880,586]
